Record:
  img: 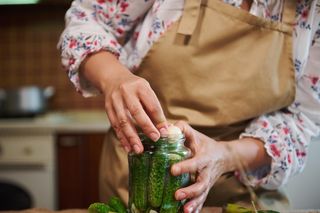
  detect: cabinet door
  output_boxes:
[57,133,105,209]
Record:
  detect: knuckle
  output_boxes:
[129,105,141,117]
[197,159,206,170]
[189,190,198,199]
[148,106,159,115]
[119,118,129,128]
[119,83,130,95]
[112,126,119,134]
[126,134,137,142]
[111,124,120,131]
[137,78,149,87]
[115,133,123,142]
[119,139,126,146]
[121,138,129,146]
[110,92,118,101]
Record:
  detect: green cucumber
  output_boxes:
[108,196,127,213]
[159,206,181,213]
[160,154,186,213]
[148,152,169,208]
[132,153,150,211]
[88,202,114,213]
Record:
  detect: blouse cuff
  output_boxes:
[239,121,291,190]
[59,33,122,97]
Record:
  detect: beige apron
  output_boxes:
[99,0,296,209]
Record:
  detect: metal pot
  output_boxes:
[0,86,55,118]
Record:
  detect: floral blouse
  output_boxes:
[58,0,320,190]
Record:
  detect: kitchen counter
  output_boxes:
[0,110,110,134]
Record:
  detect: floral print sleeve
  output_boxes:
[240,0,320,189]
[57,0,154,97]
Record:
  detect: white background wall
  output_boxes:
[282,137,320,209]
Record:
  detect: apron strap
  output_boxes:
[282,0,296,26]
[177,0,297,36]
[177,0,202,35]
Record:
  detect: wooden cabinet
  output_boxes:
[56,133,105,210]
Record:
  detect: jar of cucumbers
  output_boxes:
[128,126,191,213]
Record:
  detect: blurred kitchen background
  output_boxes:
[0,0,109,211]
[0,0,319,211]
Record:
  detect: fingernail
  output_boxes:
[172,165,181,176]
[133,144,141,153]
[149,132,160,142]
[176,191,186,200]
[159,127,168,136]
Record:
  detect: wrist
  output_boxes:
[223,138,271,173]
[218,141,237,173]
[81,50,129,95]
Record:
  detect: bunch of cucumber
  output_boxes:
[129,137,190,213]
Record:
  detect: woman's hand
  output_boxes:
[171,121,235,213]
[104,69,168,154]
[81,51,168,153]
[170,121,271,213]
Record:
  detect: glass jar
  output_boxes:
[128,133,191,213]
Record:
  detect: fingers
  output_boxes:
[171,121,203,176]
[122,90,162,141]
[105,102,131,152]
[138,82,168,131]
[110,92,143,153]
[183,191,207,213]
[175,168,210,200]
[105,75,168,153]
[171,156,207,176]
[174,121,197,153]
[179,169,211,213]
[176,166,221,213]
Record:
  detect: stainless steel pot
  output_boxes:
[0,86,54,118]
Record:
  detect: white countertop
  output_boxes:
[0,110,111,134]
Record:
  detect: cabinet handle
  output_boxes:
[59,137,79,147]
